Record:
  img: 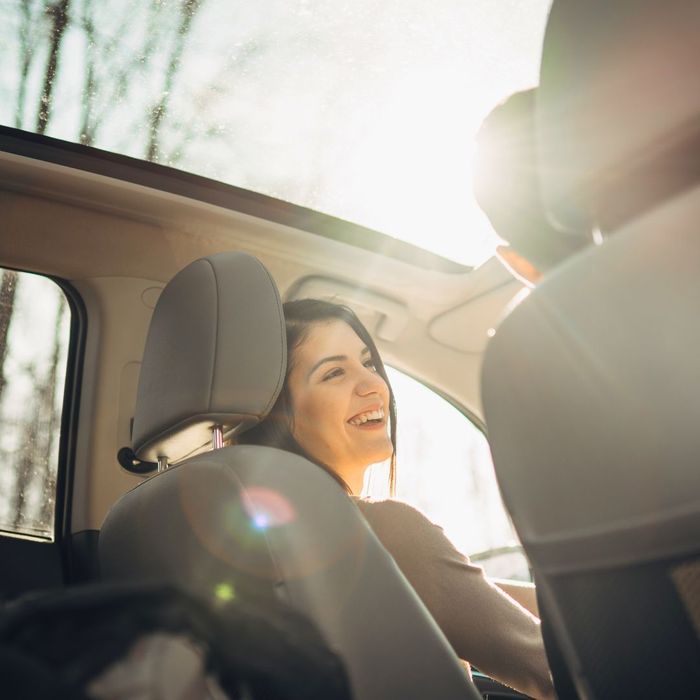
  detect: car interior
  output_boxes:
[0,117,524,697]
[2,0,699,698]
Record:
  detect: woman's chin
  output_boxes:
[365,443,394,466]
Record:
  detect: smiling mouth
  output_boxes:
[348,406,385,427]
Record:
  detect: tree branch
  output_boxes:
[35,0,71,134]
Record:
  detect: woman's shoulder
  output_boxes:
[355,498,446,547]
[355,497,429,524]
[355,498,484,578]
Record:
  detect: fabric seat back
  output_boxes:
[482,2,700,697]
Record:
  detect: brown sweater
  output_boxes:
[356,498,555,700]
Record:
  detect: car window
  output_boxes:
[0,1,550,266]
[0,268,71,540]
[363,366,530,581]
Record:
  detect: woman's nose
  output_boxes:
[356,368,387,396]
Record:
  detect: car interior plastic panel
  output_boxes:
[100,251,479,700]
[482,1,700,698]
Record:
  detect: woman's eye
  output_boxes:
[322,368,344,381]
[363,359,377,371]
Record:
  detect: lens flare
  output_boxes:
[253,513,269,530]
[243,486,296,529]
[214,582,235,602]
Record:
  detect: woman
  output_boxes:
[239,299,555,700]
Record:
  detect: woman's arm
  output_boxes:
[493,578,539,618]
[358,499,556,700]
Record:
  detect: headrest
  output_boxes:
[132,252,286,463]
[537,0,700,234]
[473,88,588,273]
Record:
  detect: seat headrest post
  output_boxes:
[212,425,224,451]
[157,456,169,473]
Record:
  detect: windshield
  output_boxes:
[1,0,550,265]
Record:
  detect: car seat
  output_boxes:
[481,1,700,698]
[99,251,479,699]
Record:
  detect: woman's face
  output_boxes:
[287,320,392,488]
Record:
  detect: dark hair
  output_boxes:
[237,298,397,495]
[473,88,584,271]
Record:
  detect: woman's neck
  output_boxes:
[334,465,364,496]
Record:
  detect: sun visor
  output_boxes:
[132,252,286,463]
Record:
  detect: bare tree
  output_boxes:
[15,0,44,128]
[11,295,67,532]
[11,363,41,531]
[0,270,18,408]
[36,0,71,134]
[77,0,164,147]
[161,35,270,167]
[146,0,204,162]
[78,0,97,145]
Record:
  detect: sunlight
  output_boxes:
[337,69,498,265]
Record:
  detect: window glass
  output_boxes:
[0,269,71,540]
[0,0,550,265]
[364,366,530,581]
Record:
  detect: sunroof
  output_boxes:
[1,0,550,266]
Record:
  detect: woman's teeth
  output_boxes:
[348,408,385,426]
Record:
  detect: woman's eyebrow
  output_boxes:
[307,355,347,378]
[307,347,370,378]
